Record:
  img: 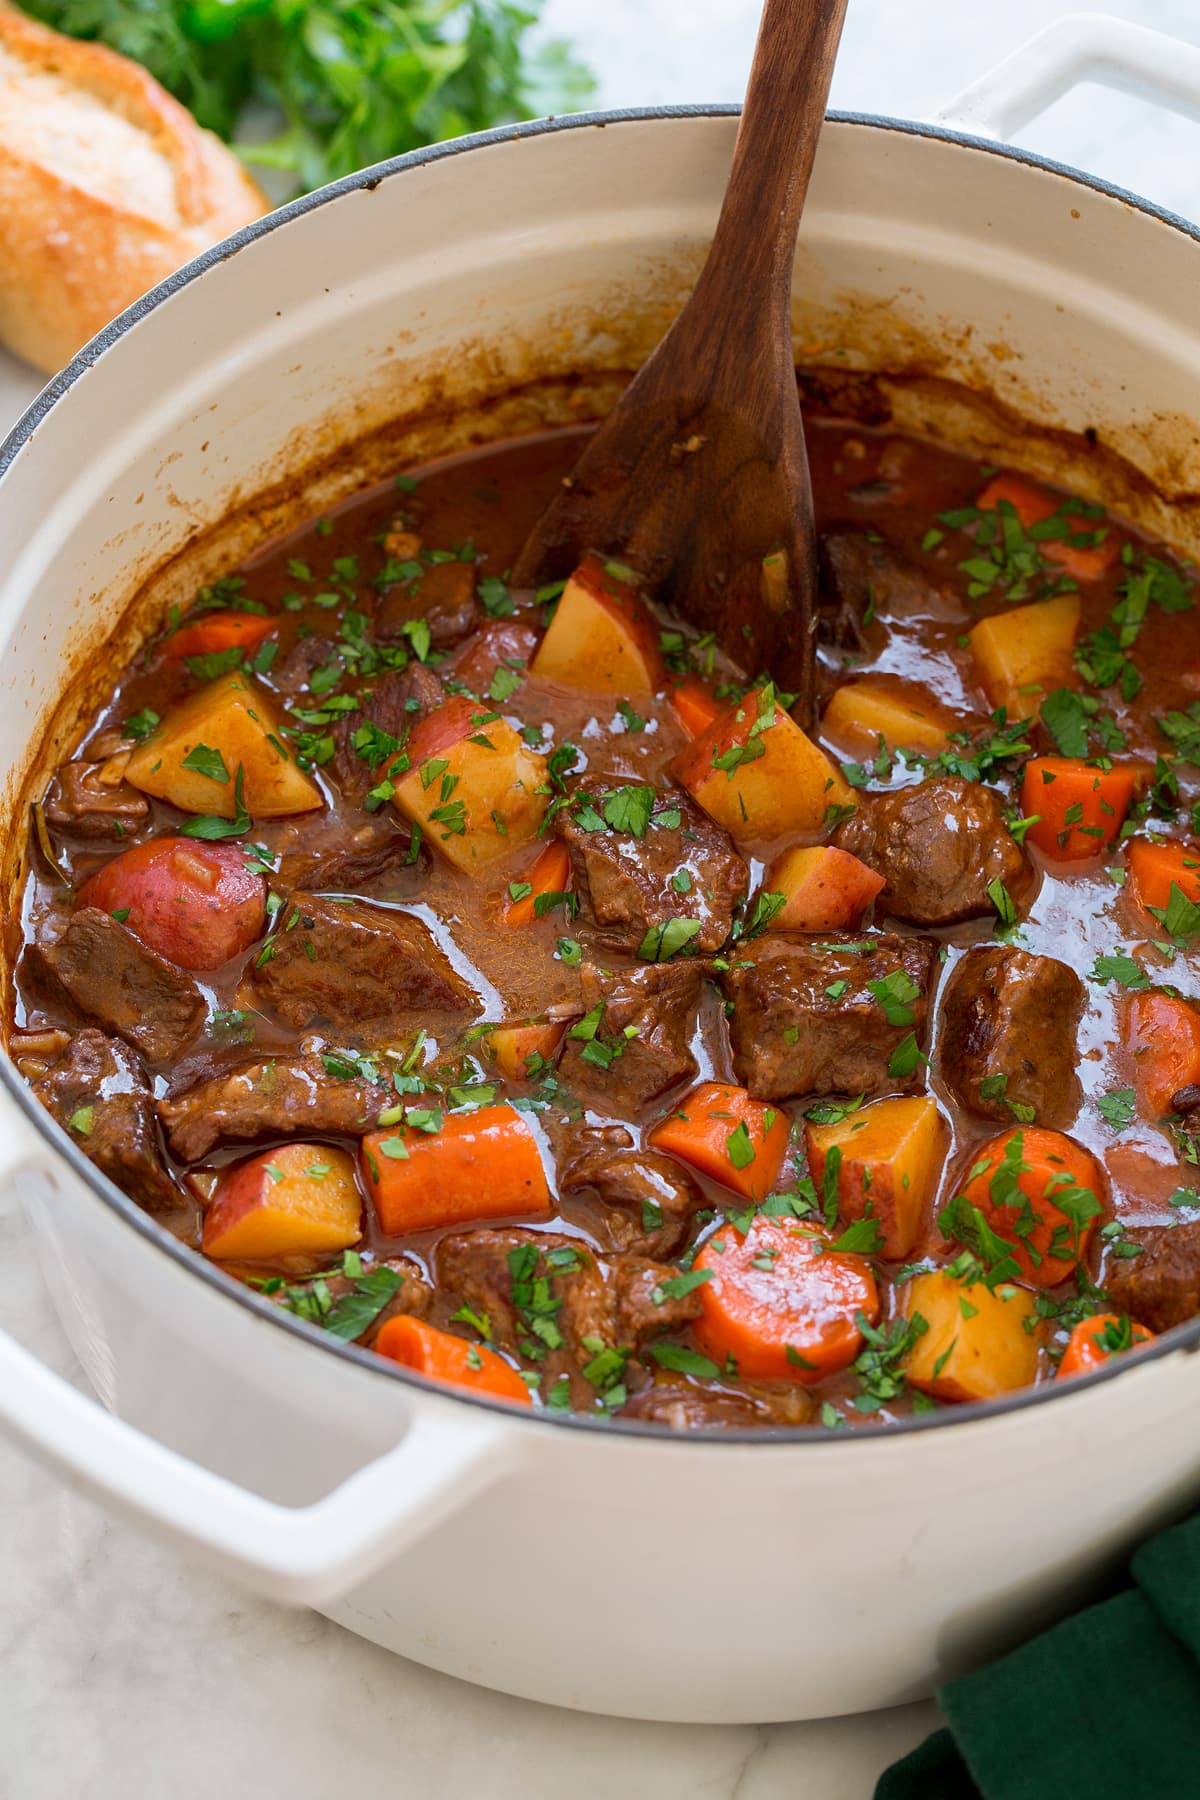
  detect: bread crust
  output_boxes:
[0,7,268,371]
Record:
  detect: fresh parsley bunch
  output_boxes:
[22,0,594,195]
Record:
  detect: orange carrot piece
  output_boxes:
[505,840,572,927]
[953,1126,1103,1287]
[977,473,1118,582]
[163,610,276,662]
[374,1315,532,1406]
[362,1105,551,1236]
[670,675,724,739]
[1020,757,1135,861]
[486,1019,567,1081]
[1128,839,1200,914]
[648,1081,791,1201]
[766,844,885,931]
[1057,1313,1154,1380]
[1126,989,1200,1115]
[694,1218,879,1382]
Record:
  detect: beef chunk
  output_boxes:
[940,946,1085,1128]
[328,664,444,801]
[31,909,205,1061]
[821,531,960,625]
[263,1255,432,1339]
[555,781,747,953]
[436,1229,703,1394]
[836,778,1031,926]
[1107,1221,1200,1334]
[32,1029,180,1211]
[376,561,480,648]
[618,1382,815,1430]
[449,617,541,695]
[557,1122,703,1258]
[722,932,937,1100]
[275,822,417,895]
[43,763,149,840]
[159,1054,394,1162]
[558,961,702,1110]
[249,891,475,1033]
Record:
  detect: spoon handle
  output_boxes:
[700,0,850,323]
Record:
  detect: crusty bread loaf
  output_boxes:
[0,6,269,372]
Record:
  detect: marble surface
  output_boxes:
[3,4,1200,1795]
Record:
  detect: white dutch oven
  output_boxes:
[4,12,1200,1726]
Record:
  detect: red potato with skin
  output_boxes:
[391,695,549,871]
[77,836,266,970]
[672,684,852,839]
[203,1143,363,1263]
[531,554,666,695]
[765,845,885,931]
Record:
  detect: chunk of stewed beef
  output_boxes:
[274,821,418,895]
[42,763,150,841]
[32,1029,180,1211]
[555,780,747,954]
[436,1228,703,1403]
[449,617,542,696]
[328,664,444,802]
[557,960,702,1111]
[159,1053,395,1162]
[821,531,961,626]
[618,1381,816,1430]
[835,777,1031,926]
[556,1121,704,1258]
[249,891,475,1034]
[940,945,1085,1129]
[1107,1222,1200,1334]
[30,909,206,1062]
[376,560,481,648]
[721,932,937,1100]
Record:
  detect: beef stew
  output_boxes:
[12,418,1200,1429]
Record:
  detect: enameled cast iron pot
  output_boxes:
[3,12,1200,1725]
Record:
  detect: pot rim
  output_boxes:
[6,102,1200,1446]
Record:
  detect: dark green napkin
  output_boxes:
[876,1511,1200,1800]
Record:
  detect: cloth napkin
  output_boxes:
[875,1510,1200,1800]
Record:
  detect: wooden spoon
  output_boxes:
[512,0,851,726]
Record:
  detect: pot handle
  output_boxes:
[0,1113,512,1607]
[934,12,1200,141]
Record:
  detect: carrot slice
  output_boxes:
[977,473,1118,582]
[1125,989,1200,1115]
[1128,839,1200,914]
[163,610,276,662]
[374,1316,531,1406]
[948,1125,1103,1287]
[648,1082,791,1201]
[1020,757,1135,862]
[670,675,724,739]
[1057,1313,1154,1380]
[693,1218,879,1382]
[362,1105,551,1235]
[504,840,572,927]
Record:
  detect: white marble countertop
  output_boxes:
[3,4,1200,1795]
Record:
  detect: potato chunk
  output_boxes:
[901,1271,1040,1403]
[821,679,957,756]
[391,695,548,870]
[125,673,322,818]
[203,1143,362,1263]
[531,554,665,696]
[672,684,851,840]
[967,594,1080,720]
[805,1096,946,1260]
